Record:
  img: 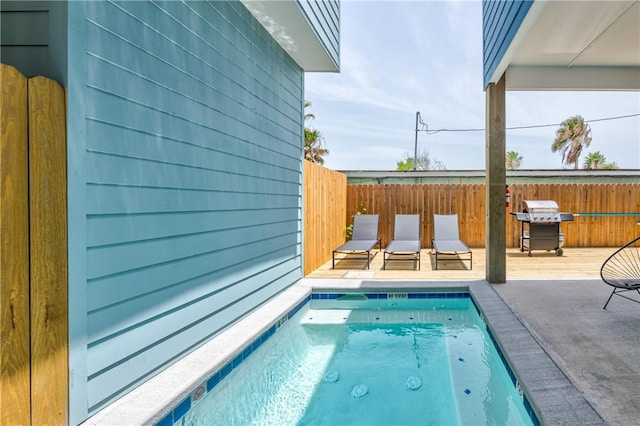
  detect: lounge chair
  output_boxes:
[432,214,472,270]
[600,236,640,309]
[332,214,381,269]
[383,214,421,270]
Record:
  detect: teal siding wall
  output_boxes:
[0,0,68,83]
[296,0,340,68]
[482,0,533,88]
[67,0,304,420]
[0,1,49,76]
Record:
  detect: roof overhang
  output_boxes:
[488,0,640,91]
[241,0,339,72]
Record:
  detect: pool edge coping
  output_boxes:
[469,281,604,426]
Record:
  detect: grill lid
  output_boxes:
[521,200,562,223]
[512,200,573,223]
[523,200,559,213]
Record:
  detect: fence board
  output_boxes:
[303,161,346,275]
[28,75,68,425]
[1,64,30,426]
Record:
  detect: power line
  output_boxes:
[418,113,640,134]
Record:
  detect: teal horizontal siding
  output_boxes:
[93,1,301,103]
[86,258,300,359]
[86,267,300,411]
[85,119,301,170]
[85,228,299,310]
[86,209,298,247]
[85,98,301,163]
[85,153,301,196]
[482,0,533,88]
[85,186,300,214]
[86,222,298,279]
[74,0,305,416]
[0,3,49,77]
[1,2,68,83]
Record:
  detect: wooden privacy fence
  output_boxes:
[1,64,68,425]
[347,184,486,248]
[303,171,640,273]
[508,183,640,248]
[303,161,346,274]
[345,183,640,249]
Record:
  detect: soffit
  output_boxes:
[241,0,338,72]
[504,0,640,90]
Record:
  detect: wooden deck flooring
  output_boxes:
[307,247,616,280]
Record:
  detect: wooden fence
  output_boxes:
[303,168,640,273]
[345,183,640,249]
[303,161,346,274]
[347,184,487,248]
[1,64,68,425]
[508,183,640,248]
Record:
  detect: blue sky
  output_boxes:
[304,1,640,171]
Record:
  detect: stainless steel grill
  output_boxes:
[512,200,574,256]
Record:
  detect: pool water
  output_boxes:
[179,295,534,426]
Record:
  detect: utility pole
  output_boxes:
[414,111,420,171]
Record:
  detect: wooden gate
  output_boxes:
[1,64,68,425]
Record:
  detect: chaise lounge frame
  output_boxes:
[383,214,421,270]
[332,214,381,269]
[432,214,472,270]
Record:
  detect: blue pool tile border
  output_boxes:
[155,294,311,426]
[156,291,538,426]
[310,291,470,300]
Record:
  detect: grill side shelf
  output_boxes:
[559,213,574,222]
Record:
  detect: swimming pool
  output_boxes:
[175,292,536,425]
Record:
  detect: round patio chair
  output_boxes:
[600,236,640,309]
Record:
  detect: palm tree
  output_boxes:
[551,115,592,169]
[304,100,315,122]
[505,151,523,170]
[303,101,329,165]
[583,151,618,169]
[304,128,329,165]
[583,151,606,169]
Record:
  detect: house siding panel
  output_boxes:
[86,266,300,408]
[68,0,304,418]
[1,1,68,83]
[482,0,533,88]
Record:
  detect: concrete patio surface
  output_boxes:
[492,279,640,426]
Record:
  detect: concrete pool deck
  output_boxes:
[85,276,638,425]
[492,279,640,426]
